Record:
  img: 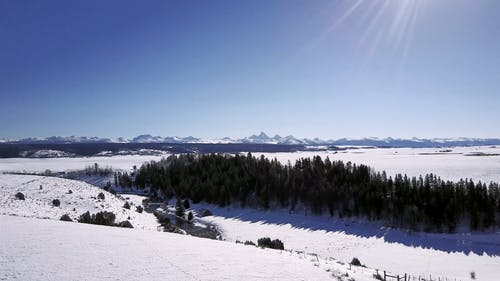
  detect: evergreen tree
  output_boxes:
[134,154,500,232]
[183,199,190,210]
[175,199,185,218]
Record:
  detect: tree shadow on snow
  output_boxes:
[200,205,500,257]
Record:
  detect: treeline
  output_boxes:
[132,153,499,232]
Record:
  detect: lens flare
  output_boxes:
[327,0,424,59]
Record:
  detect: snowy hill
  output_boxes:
[0,174,158,230]
[1,215,369,281]
[0,174,378,281]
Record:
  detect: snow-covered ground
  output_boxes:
[0,155,166,173]
[258,146,500,184]
[0,174,158,230]
[1,149,500,280]
[1,146,499,184]
[196,204,500,281]
[0,215,376,281]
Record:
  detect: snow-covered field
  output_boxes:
[1,215,356,281]
[1,146,499,184]
[197,204,500,281]
[258,146,500,184]
[0,155,166,173]
[0,174,158,230]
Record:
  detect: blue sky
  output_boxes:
[1,0,499,139]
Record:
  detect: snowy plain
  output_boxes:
[258,146,500,184]
[0,154,166,173]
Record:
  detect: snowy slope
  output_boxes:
[197,205,500,281]
[0,174,158,230]
[0,215,372,281]
[0,174,377,281]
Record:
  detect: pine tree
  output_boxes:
[133,154,500,232]
[183,199,190,210]
[175,199,185,218]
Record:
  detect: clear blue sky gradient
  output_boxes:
[1,0,499,139]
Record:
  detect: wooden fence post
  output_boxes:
[384,271,387,281]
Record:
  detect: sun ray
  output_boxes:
[327,0,365,32]
[358,0,392,54]
[325,0,425,60]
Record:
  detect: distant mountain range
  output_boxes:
[2,133,500,148]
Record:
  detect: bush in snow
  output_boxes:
[154,211,170,224]
[97,192,105,200]
[15,192,25,200]
[257,237,284,250]
[136,205,143,213]
[470,272,476,280]
[39,185,43,190]
[52,199,61,207]
[78,211,92,223]
[118,220,133,228]
[350,257,362,267]
[123,201,131,209]
[60,214,72,222]
[93,211,116,225]
[244,240,256,246]
[78,211,116,226]
[68,189,73,194]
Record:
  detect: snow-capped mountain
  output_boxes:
[14,136,119,144]
[130,134,168,143]
[130,134,202,143]
[3,133,500,148]
[239,132,305,144]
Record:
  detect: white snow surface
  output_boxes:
[197,204,500,281]
[0,174,158,231]
[0,155,166,173]
[256,146,500,184]
[0,215,372,281]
